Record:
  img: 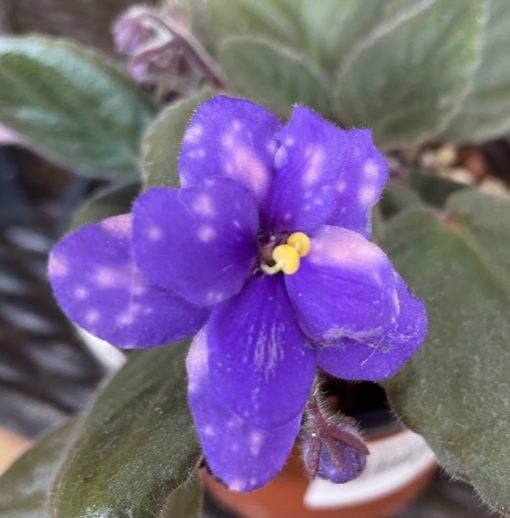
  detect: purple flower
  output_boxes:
[48,95,427,492]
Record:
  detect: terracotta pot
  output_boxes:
[204,427,436,518]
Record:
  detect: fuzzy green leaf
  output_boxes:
[141,90,213,188]
[379,181,423,219]
[0,36,154,176]
[442,0,510,142]
[410,169,469,208]
[0,419,78,518]
[160,471,203,518]
[52,341,201,518]
[220,37,330,117]
[70,182,140,231]
[208,0,425,74]
[335,0,485,148]
[382,190,510,515]
[207,0,301,52]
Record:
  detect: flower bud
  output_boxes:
[302,397,369,483]
[112,7,154,55]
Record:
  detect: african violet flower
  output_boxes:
[48,95,427,492]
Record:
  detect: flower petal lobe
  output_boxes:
[179,95,281,204]
[187,329,300,492]
[286,225,398,343]
[317,274,427,381]
[48,214,208,348]
[133,177,259,306]
[207,275,317,427]
[265,106,345,233]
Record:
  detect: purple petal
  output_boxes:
[133,177,259,306]
[207,274,317,427]
[317,274,427,381]
[264,106,346,233]
[48,215,208,349]
[179,95,281,205]
[326,130,388,237]
[264,107,388,235]
[286,225,399,344]
[187,329,300,492]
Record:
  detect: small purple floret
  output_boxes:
[47,95,427,492]
[302,396,369,484]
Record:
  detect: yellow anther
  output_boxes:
[272,244,300,274]
[287,232,311,257]
[260,232,311,275]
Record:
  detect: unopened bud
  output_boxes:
[302,396,369,483]
[112,7,155,55]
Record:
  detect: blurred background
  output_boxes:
[0,1,506,516]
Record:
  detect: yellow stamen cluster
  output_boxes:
[261,232,311,275]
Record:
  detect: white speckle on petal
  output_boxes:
[93,266,120,287]
[187,330,209,393]
[266,139,277,155]
[274,146,288,169]
[180,172,190,187]
[310,226,385,268]
[101,215,132,236]
[227,416,243,429]
[49,255,69,277]
[364,159,379,179]
[231,119,242,132]
[393,286,400,312]
[204,424,215,437]
[232,219,241,229]
[197,225,216,243]
[85,309,100,325]
[302,146,325,186]
[359,185,377,206]
[229,478,247,492]
[335,180,347,193]
[133,279,147,296]
[74,286,88,300]
[249,430,264,456]
[221,133,235,149]
[147,225,163,241]
[284,137,295,146]
[192,194,216,217]
[227,145,270,199]
[186,148,205,159]
[206,290,224,303]
[116,311,134,326]
[183,124,203,143]
[231,442,240,452]
[283,211,293,222]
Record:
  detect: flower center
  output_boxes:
[260,232,311,275]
